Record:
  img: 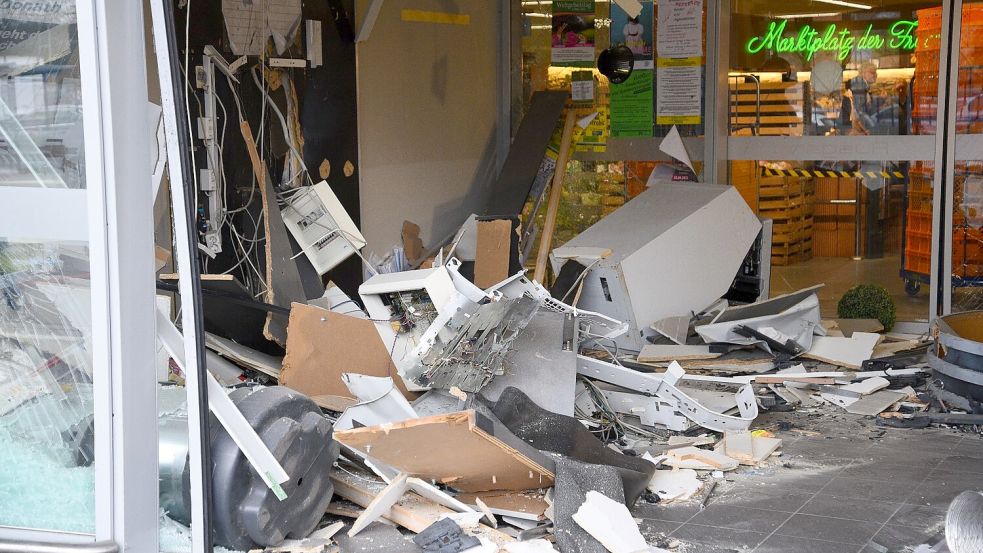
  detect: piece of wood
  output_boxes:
[204,332,282,378]
[279,303,415,401]
[456,492,549,520]
[551,246,612,260]
[159,273,234,281]
[664,446,739,471]
[309,395,358,412]
[723,431,754,462]
[474,219,513,288]
[755,376,835,385]
[329,471,514,545]
[325,503,363,519]
[872,339,924,359]
[533,109,577,284]
[348,473,410,537]
[637,345,722,363]
[333,410,554,492]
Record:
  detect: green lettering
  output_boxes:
[889,20,918,49]
[746,20,787,54]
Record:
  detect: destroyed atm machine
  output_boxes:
[551,182,765,352]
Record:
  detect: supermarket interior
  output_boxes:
[519,0,983,322]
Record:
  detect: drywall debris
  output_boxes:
[572,491,650,553]
[647,469,702,502]
[503,539,559,553]
[804,332,881,369]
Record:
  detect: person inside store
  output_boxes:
[849,62,879,134]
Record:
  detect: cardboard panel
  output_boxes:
[279,303,414,401]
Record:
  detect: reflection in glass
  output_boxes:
[0,1,95,534]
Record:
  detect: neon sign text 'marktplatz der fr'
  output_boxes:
[745,19,919,61]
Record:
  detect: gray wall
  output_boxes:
[356,0,505,257]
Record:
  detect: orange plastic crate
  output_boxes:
[905,250,931,274]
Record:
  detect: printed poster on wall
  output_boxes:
[656,0,702,58]
[655,0,703,125]
[610,70,653,137]
[551,0,596,67]
[611,0,654,70]
[656,58,701,125]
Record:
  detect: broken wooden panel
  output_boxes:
[279,303,415,402]
[333,410,554,492]
[473,219,513,288]
[329,469,514,546]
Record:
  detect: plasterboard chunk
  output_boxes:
[804,332,882,369]
[647,469,702,502]
[723,431,754,462]
[572,491,650,553]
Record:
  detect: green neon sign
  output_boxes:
[745,19,919,61]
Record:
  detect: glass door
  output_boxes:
[947,0,983,314]
[724,0,943,322]
[0,0,157,549]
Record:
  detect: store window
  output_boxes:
[728,0,944,321]
[0,1,98,534]
[519,0,708,260]
[949,2,983,314]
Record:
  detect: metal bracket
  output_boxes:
[577,356,758,432]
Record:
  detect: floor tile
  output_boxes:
[713,482,818,512]
[671,523,768,550]
[839,461,933,481]
[886,503,948,528]
[934,454,983,474]
[818,477,911,503]
[800,495,902,524]
[754,534,863,553]
[909,472,983,507]
[636,518,681,543]
[867,522,945,552]
[631,501,701,523]
[687,504,791,533]
[774,514,882,545]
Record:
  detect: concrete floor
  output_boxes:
[634,414,983,553]
[771,255,931,322]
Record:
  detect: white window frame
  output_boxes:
[0,0,158,551]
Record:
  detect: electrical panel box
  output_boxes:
[282,180,366,275]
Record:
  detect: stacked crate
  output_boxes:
[907,6,983,281]
[758,173,814,265]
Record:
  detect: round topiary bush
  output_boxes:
[837,283,897,331]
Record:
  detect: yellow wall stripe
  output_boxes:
[401,9,470,25]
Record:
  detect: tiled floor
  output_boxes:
[770,255,933,322]
[634,424,983,553]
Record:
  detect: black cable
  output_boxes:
[160,0,214,549]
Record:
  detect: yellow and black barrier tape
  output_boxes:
[761,168,906,179]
